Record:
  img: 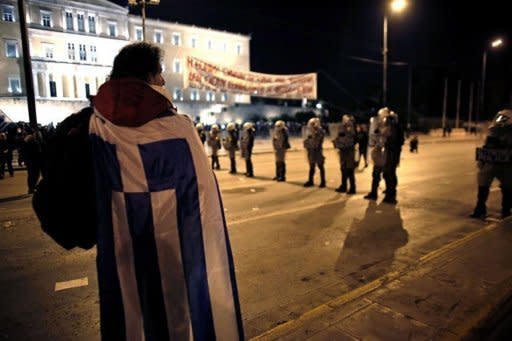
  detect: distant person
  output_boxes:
[90,42,244,340]
[195,122,206,145]
[364,110,387,201]
[241,121,255,177]
[208,124,222,170]
[223,122,239,174]
[409,135,419,153]
[303,117,326,188]
[0,133,8,179]
[470,109,512,219]
[333,114,357,194]
[21,127,44,194]
[382,110,405,204]
[356,124,369,168]
[272,120,290,181]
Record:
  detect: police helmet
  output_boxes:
[377,107,391,119]
[243,121,254,130]
[211,124,220,131]
[275,120,286,129]
[227,122,236,131]
[342,114,355,124]
[307,117,321,128]
[493,109,512,127]
[195,122,204,129]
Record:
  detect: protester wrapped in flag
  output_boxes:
[90,42,244,340]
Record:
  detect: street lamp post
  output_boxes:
[382,14,388,106]
[477,38,503,123]
[128,0,160,42]
[382,0,407,107]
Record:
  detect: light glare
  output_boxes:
[491,39,503,48]
[390,0,407,13]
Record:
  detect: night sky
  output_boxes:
[111,0,512,121]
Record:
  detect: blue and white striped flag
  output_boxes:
[89,111,244,340]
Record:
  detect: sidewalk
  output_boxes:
[251,217,512,340]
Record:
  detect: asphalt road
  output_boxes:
[0,138,500,340]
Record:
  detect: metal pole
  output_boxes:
[442,78,448,134]
[468,82,474,131]
[382,15,388,107]
[407,64,412,127]
[478,50,487,124]
[17,0,37,127]
[141,0,146,42]
[455,79,461,128]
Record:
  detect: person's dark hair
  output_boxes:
[109,42,162,82]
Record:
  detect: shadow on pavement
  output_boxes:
[335,200,409,287]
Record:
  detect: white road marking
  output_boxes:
[230,199,346,226]
[55,277,88,291]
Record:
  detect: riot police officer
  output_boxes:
[207,124,221,170]
[470,109,512,219]
[303,117,326,188]
[241,121,256,177]
[333,114,357,194]
[223,122,239,174]
[382,110,404,204]
[272,120,290,181]
[196,122,206,145]
[364,107,404,203]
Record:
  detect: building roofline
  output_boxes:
[127,14,251,40]
[28,0,128,14]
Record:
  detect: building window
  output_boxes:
[85,83,90,98]
[190,89,199,101]
[77,13,85,32]
[5,40,18,58]
[88,15,96,33]
[90,45,97,62]
[207,40,213,50]
[221,92,227,102]
[65,11,73,30]
[236,44,242,56]
[41,11,52,27]
[222,42,227,52]
[43,44,54,59]
[108,22,117,37]
[173,88,182,101]
[172,32,181,46]
[190,36,197,48]
[173,59,181,73]
[79,44,87,61]
[8,77,21,94]
[154,30,162,44]
[67,43,75,60]
[49,80,57,97]
[3,6,15,22]
[206,91,215,102]
[135,27,143,41]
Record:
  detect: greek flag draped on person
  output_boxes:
[90,78,244,340]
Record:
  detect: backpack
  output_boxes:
[32,107,97,250]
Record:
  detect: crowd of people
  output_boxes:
[0,122,56,193]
